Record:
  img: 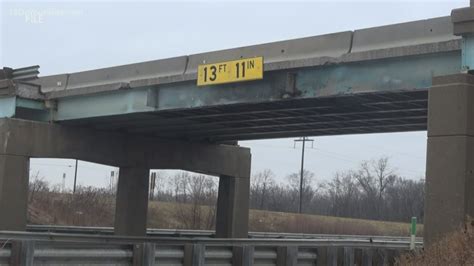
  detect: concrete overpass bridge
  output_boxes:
[0,3,473,249]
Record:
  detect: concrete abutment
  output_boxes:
[425,73,474,245]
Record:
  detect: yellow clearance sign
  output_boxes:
[197,57,263,86]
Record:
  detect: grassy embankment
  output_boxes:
[28,192,422,236]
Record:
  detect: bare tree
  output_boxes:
[172,172,218,229]
[286,169,316,212]
[372,157,397,201]
[251,169,276,210]
[169,172,190,203]
[28,171,49,204]
[324,171,359,217]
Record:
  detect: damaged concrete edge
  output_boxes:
[16,16,460,99]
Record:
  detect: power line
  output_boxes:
[73,159,78,194]
[249,142,424,177]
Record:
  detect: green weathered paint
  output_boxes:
[0,97,16,118]
[462,34,474,72]
[16,98,46,110]
[53,51,460,121]
[56,87,155,121]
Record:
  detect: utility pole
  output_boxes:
[110,170,115,192]
[62,173,66,193]
[149,172,156,200]
[73,159,78,194]
[294,137,314,213]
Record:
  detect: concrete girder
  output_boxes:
[0,118,251,178]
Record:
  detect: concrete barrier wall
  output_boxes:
[184,31,353,75]
[35,16,458,95]
[352,16,457,52]
[38,56,187,93]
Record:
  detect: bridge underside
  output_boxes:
[59,89,428,142]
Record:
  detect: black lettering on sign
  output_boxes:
[209,66,217,81]
[248,60,255,69]
[236,62,246,78]
[219,64,226,73]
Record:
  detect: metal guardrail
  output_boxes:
[0,230,420,265]
[26,224,423,243]
[0,66,40,82]
[10,66,40,81]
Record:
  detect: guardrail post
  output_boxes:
[184,243,204,266]
[327,247,337,266]
[372,248,387,265]
[362,248,373,266]
[354,248,363,265]
[386,249,397,265]
[276,246,298,266]
[10,240,34,266]
[133,243,155,266]
[343,247,354,266]
[316,247,328,266]
[382,249,389,265]
[410,217,417,250]
[232,245,254,266]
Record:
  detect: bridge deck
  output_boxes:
[3,16,461,141]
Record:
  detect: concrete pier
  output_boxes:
[114,167,150,236]
[425,74,474,245]
[216,175,250,238]
[0,155,29,230]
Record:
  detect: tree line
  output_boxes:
[150,156,424,223]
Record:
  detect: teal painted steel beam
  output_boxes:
[54,51,461,121]
[0,97,16,118]
[16,98,46,110]
[461,34,474,72]
[56,88,154,121]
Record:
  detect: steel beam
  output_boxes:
[53,52,459,122]
[0,97,16,118]
[452,5,474,72]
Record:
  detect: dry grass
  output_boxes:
[29,192,420,236]
[28,189,115,226]
[397,221,474,265]
[148,201,418,236]
[248,208,421,236]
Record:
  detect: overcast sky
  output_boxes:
[1,0,468,188]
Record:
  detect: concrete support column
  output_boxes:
[215,175,250,238]
[425,74,474,245]
[114,167,150,236]
[0,155,29,230]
